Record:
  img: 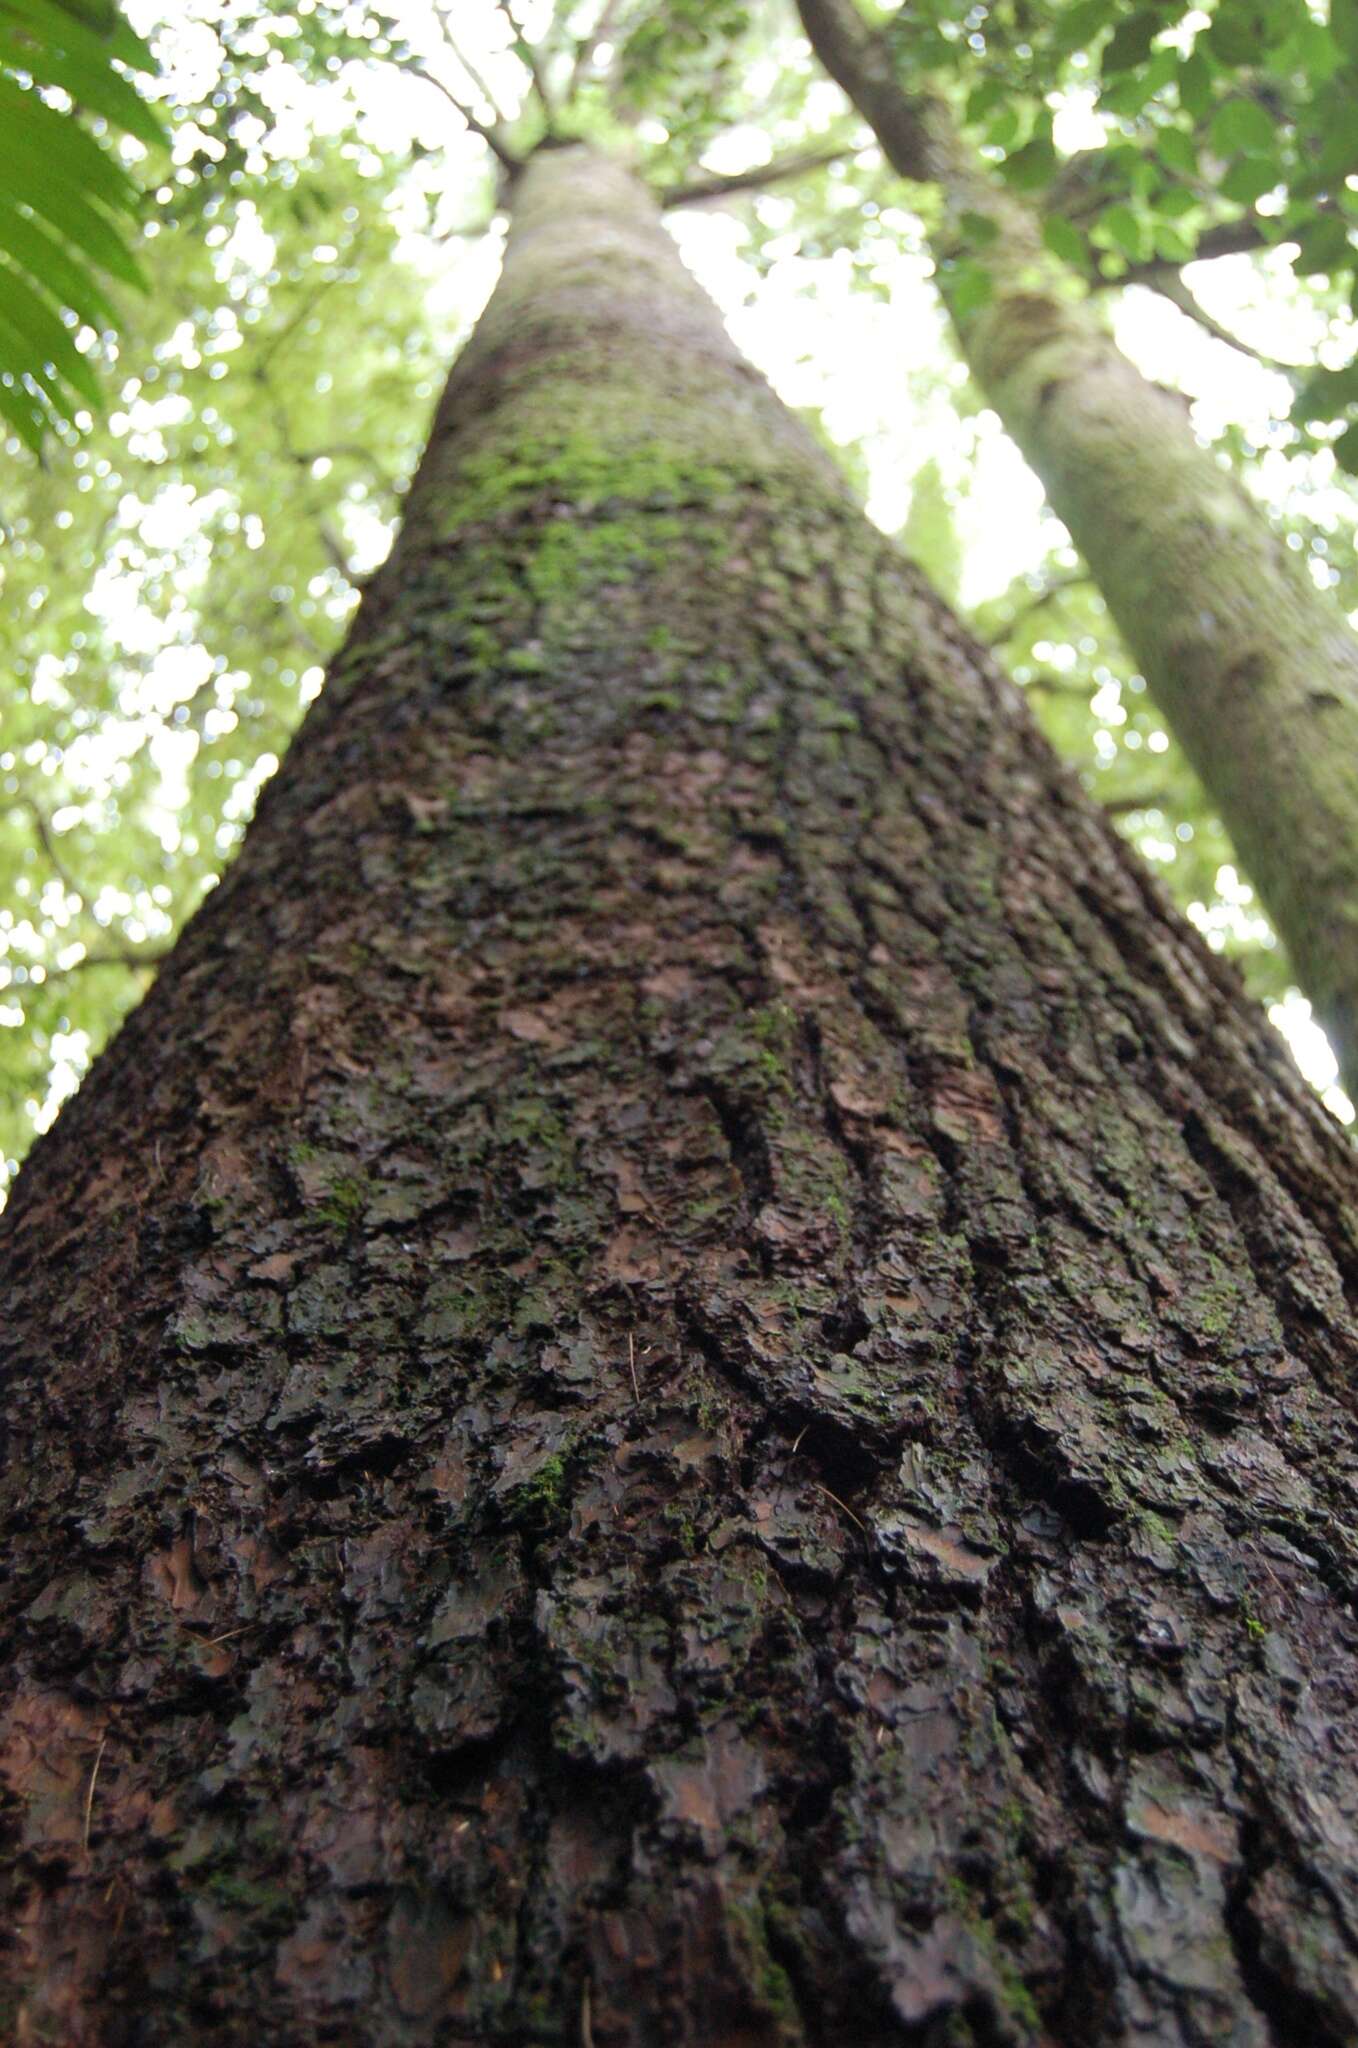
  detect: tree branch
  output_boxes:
[317,524,353,580]
[21,797,88,907]
[2,947,169,997]
[985,572,1092,648]
[1094,218,1273,292]
[253,361,395,500]
[400,61,523,174]
[254,270,349,379]
[433,211,496,245]
[795,0,938,184]
[1021,671,1096,699]
[431,4,510,126]
[1102,791,1173,817]
[1146,272,1302,378]
[495,0,555,126]
[660,144,858,210]
[566,0,626,101]
[68,948,170,972]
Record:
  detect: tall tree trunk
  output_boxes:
[797,0,1358,1097]
[5,142,1358,2048]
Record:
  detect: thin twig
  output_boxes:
[1021,672,1097,699]
[567,0,625,100]
[495,0,555,124]
[287,440,389,470]
[433,211,496,245]
[21,797,87,906]
[581,1976,596,2048]
[82,1734,107,1851]
[1148,272,1302,379]
[6,948,169,988]
[660,144,858,210]
[1102,790,1172,817]
[401,62,522,173]
[814,1482,867,1532]
[431,3,509,125]
[254,268,350,379]
[317,524,353,579]
[74,949,170,969]
[627,1330,640,1404]
[1094,217,1272,293]
[985,572,1092,648]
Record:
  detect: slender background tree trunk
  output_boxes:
[797,0,1358,1097]
[4,144,1358,2047]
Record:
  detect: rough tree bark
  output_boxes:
[5,143,1358,2048]
[796,0,1358,1097]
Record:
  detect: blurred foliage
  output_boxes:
[2,0,1357,1187]
[0,4,481,1175]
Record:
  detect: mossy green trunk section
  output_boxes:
[797,0,1358,1097]
[5,144,1358,2048]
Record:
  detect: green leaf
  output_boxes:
[1178,49,1213,119]
[0,74,140,212]
[1280,18,1342,82]
[1292,213,1351,272]
[0,192,116,328]
[1101,47,1178,114]
[1128,154,1159,203]
[1156,129,1198,179]
[948,259,994,320]
[1331,0,1358,62]
[0,0,162,144]
[1151,220,1194,263]
[1103,8,1158,73]
[1209,97,1278,156]
[0,26,161,147]
[0,366,48,449]
[1054,0,1114,55]
[1219,157,1279,205]
[1099,201,1147,259]
[1205,2,1273,66]
[958,208,1001,248]
[1292,360,1358,422]
[1043,213,1087,267]
[0,3,160,446]
[1310,123,1358,183]
[50,0,117,30]
[965,77,1006,126]
[0,310,80,419]
[1155,184,1199,217]
[900,456,964,604]
[0,124,145,285]
[985,104,1021,151]
[1002,136,1058,191]
[0,256,101,404]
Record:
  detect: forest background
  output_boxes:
[4,0,1358,1190]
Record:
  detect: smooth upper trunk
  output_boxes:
[796,0,1358,1097]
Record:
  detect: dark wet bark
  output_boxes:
[5,145,1358,2048]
